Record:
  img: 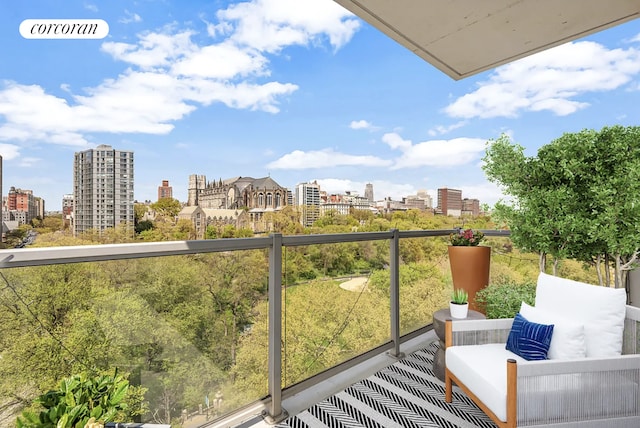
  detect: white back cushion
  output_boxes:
[519,302,586,359]
[535,272,626,357]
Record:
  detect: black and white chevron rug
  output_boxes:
[277,341,496,428]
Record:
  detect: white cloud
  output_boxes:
[428,120,467,136]
[349,119,372,130]
[19,157,41,167]
[267,148,392,169]
[119,10,142,24]
[0,143,20,160]
[457,181,505,207]
[101,30,196,70]
[382,132,486,169]
[171,41,268,79]
[0,0,359,147]
[445,40,640,119]
[271,132,487,172]
[84,3,98,13]
[381,132,411,150]
[217,0,360,53]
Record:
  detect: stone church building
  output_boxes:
[186,174,289,232]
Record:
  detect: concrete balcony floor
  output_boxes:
[214,330,495,428]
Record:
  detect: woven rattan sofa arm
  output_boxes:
[513,354,640,425]
[445,318,514,347]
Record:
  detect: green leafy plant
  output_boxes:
[449,228,485,246]
[451,288,468,304]
[17,371,131,428]
[475,281,536,319]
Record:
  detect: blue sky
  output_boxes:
[1,1,639,211]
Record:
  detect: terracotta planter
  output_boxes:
[448,245,491,312]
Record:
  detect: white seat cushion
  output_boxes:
[446,344,526,422]
[535,272,626,357]
[519,302,586,360]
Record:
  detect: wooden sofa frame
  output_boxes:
[445,305,640,428]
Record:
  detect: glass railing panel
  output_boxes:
[0,249,269,426]
[281,240,391,388]
[398,236,451,335]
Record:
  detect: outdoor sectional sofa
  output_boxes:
[444,272,640,427]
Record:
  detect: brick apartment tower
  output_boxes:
[73,144,134,236]
[158,180,173,200]
[7,187,37,223]
[437,187,462,216]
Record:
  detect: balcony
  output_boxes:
[0,229,510,427]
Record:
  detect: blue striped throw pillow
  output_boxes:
[506,313,554,361]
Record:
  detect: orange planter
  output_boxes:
[448,245,491,312]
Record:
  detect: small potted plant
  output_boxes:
[450,288,469,319]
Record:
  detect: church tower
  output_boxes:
[188,174,206,206]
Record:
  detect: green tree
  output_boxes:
[484,127,640,287]
[150,198,182,219]
[198,251,268,370]
[135,220,154,234]
[262,206,304,234]
[134,203,149,223]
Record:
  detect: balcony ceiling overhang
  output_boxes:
[334,0,640,80]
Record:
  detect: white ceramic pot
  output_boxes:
[450,302,469,319]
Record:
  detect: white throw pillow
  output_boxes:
[519,302,586,359]
[535,272,626,357]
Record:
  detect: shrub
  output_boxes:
[475,281,536,319]
[17,370,139,428]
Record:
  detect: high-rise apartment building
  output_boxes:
[158,180,173,200]
[295,181,321,227]
[34,197,45,219]
[364,183,374,202]
[437,187,462,216]
[73,144,134,236]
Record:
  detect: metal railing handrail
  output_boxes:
[0,228,510,425]
[0,229,510,268]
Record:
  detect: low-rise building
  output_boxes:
[178,206,249,238]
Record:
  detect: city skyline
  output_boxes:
[1,1,639,210]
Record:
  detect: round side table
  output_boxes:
[432,308,486,382]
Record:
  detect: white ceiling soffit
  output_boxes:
[334,0,640,80]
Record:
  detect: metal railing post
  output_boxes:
[265,233,288,424]
[389,228,404,359]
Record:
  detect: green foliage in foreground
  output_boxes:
[475,281,536,319]
[16,371,143,428]
[484,127,640,287]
